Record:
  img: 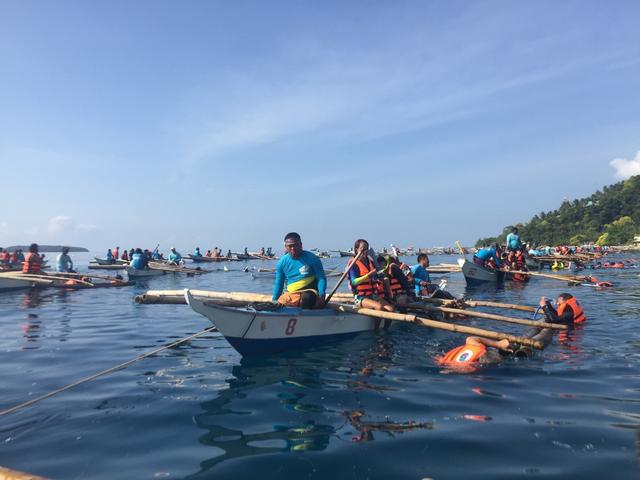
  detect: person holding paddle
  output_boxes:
[272,232,326,309]
[348,239,395,331]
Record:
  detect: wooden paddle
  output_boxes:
[324,247,365,304]
[455,240,467,259]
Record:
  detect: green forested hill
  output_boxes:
[476,175,640,247]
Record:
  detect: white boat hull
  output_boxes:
[185,290,378,355]
[0,277,37,292]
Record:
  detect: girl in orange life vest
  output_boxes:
[348,239,395,331]
[539,293,586,325]
[23,243,43,274]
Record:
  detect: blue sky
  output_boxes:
[1,0,639,252]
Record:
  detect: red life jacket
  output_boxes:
[0,251,9,263]
[22,252,42,273]
[350,259,384,297]
[9,252,18,263]
[557,297,586,324]
[438,343,486,365]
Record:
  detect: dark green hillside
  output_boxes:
[476,175,640,247]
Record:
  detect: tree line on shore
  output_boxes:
[476,175,640,247]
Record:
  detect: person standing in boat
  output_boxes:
[56,247,75,273]
[23,243,43,274]
[113,246,120,260]
[506,227,522,252]
[272,232,326,309]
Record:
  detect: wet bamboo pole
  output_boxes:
[407,303,565,330]
[328,304,545,349]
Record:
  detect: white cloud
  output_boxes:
[47,215,72,233]
[611,151,640,180]
[76,223,98,231]
[24,226,39,235]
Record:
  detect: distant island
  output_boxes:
[476,175,640,247]
[4,245,89,253]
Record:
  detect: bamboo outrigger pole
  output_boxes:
[329,304,545,349]
[407,303,566,330]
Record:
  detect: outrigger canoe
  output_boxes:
[185,255,241,263]
[185,289,377,355]
[457,258,505,285]
[93,257,128,265]
[125,266,166,279]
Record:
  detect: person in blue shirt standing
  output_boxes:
[56,247,75,273]
[272,232,327,309]
[506,227,522,252]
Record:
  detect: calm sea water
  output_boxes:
[1,252,639,479]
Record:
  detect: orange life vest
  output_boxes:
[557,297,586,324]
[351,259,384,297]
[438,343,487,365]
[22,252,42,273]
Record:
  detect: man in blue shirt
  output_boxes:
[273,232,327,309]
[506,227,522,251]
[411,253,432,297]
[168,247,182,265]
[474,243,503,269]
[56,247,75,273]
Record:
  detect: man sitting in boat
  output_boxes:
[56,247,76,273]
[130,248,149,270]
[23,243,43,274]
[348,239,395,331]
[0,248,9,265]
[473,243,502,270]
[272,232,326,309]
[539,294,586,325]
[193,247,203,257]
[168,247,183,265]
[121,250,129,262]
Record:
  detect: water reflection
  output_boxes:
[19,289,73,347]
[190,336,432,476]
